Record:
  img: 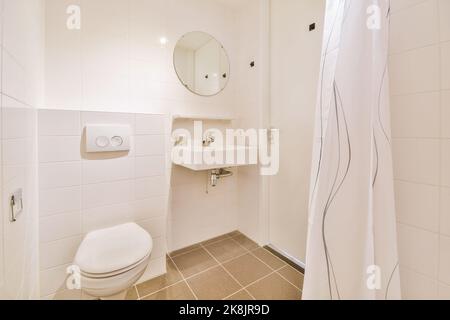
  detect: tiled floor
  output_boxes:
[126,231,304,300]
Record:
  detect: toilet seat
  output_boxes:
[80,252,151,279]
[75,223,153,275]
[80,255,151,298]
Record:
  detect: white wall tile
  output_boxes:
[135,114,166,135]
[38,110,81,136]
[82,180,133,210]
[40,236,83,270]
[81,0,129,111]
[390,0,439,54]
[391,92,440,138]
[441,188,450,237]
[45,0,82,109]
[2,102,33,139]
[39,136,81,163]
[82,203,133,233]
[439,0,450,42]
[82,157,134,185]
[390,45,440,95]
[132,196,168,221]
[150,237,167,260]
[400,267,438,300]
[439,235,450,285]
[442,42,450,90]
[393,139,440,185]
[2,49,26,102]
[135,156,165,178]
[134,135,165,156]
[129,59,163,111]
[39,186,81,217]
[137,217,166,238]
[2,139,27,166]
[441,140,450,187]
[438,282,450,299]
[395,181,439,232]
[135,176,169,200]
[387,0,448,301]
[40,212,82,243]
[441,91,450,138]
[40,264,71,297]
[129,0,167,62]
[397,223,439,278]
[81,112,135,133]
[39,162,82,190]
[391,0,429,13]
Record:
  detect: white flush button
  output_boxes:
[86,125,131,153]
[96,136,110,148]
[111,136,124,147]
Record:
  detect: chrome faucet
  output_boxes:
[203,133,215,147]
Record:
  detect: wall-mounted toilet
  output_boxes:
[74,223,153,299]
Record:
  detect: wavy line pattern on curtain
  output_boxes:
[304,0,401,300]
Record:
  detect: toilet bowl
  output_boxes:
[74,223,153,299]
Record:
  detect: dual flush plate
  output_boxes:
[85,125,131,153]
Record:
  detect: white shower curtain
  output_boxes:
[303,0,401,300]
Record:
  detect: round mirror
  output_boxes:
[173,31,230,96]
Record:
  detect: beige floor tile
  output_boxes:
[252,248,286,270]
[205,238,248,263]
[132,233,303,301]
[227,230,243,237]
[226,290,254,300]
[170,244,202,258]
[232,234,259,250]
[187,266,242,300]
[202,234,232,246]
[223,253,272,286]
[172,248,218,278]
[137,258,183,297]
[142,282,196,300]
[277,265,304,289]
[125,287,138,300]
[247,273,302,300]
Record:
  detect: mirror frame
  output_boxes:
[173,31,231,97]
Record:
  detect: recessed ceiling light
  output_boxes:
[160,37,169,46]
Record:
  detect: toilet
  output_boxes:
[74,223,153,299]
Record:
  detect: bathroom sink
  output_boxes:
[173,146,257,171]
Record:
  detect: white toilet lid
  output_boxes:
[75,223,153,275]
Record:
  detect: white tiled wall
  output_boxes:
[43,0,262,261]
[267,0,325,264]
[0,0,44,299]
[235,0,264,244]
[44,0,237,120]
[38,109,170,299]
[390,0,450,300]
[169,119,239,250]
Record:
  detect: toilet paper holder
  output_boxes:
[10,189,24,222]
